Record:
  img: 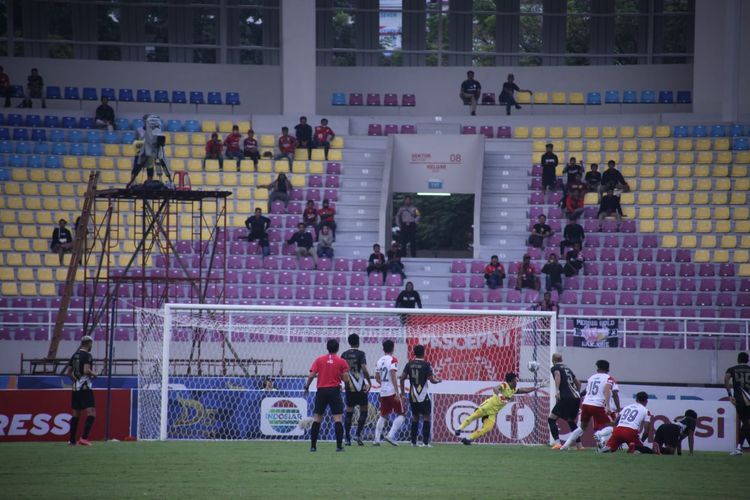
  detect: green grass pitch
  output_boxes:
[0,441,746,499]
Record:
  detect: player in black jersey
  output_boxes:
[65,335,97,446]
[340,333,372,446]
[651,409,697,455]
[400,344,441,447]
[548,353,582,449]
[725,351,750,456]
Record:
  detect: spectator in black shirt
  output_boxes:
[245,207,271,257]
[26,68,46,108]
[367,244,386,280]
[560,219,585,256]
[459,71,481,116]
[51,218,74,265]
[396,281,422,309]
[541,143,558,195]
[599,160,630,194]
[498,74,532,115]
[584,163,601,193]
[0,66,11,108]
[386,242,406,280]
[564,242,585,277]
[287,223,316,264]
[529,214,553,249]
[95,96,115,132]
[537,291,559,313]
[265,173,293,212]
[598,188,623,231]
[541,254,564,294]
[563,157,584,186]
[294,116,313,159]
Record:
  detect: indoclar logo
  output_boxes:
[260,398,307,436]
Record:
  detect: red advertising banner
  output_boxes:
[0,389,131,442]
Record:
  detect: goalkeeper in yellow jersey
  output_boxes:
[454,372,541,445]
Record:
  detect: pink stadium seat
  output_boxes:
[506,289,522,303]
[384,124,399,135]
[385,274,402,287]
[330,287,347,301]
[449,289,466,302]
[400,125,416,134]
[735,294,750,307]
[659,263,676,277]
[740,279,750,292]
[660,278,677,292]
[366,93,381,106]
[479,126,494,138]
[385,287,400,301]
[349,93,364,106]
[295,286,311,300]
[401,94,416,106]
[350,273,366,286]
[487,289,502,302]
[621,277,637,291]
[368,124,383,136]
[599,292,615,306]
[530,164,543,176]
[462,126,477,135]
[352,259,367,272]
[497,126,511,138]
[718,263,735,277]
[384,93,398,106]
[679,264,696,277]
[317,258,332,271]
[470,261,485,274]
[641,264,657,277]
[451,260,468,273]
[698,264,715,277]
[601,277,617,291]
[600,248,615,261]
[296,272,312,286]
[469,290,484,302]
[349,287,365,301]
[368,273,384,286]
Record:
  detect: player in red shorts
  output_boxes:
[374,339,406,446]
[599,391,652,453]
[560,359,616,450]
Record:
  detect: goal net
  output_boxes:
[137,305,555,444]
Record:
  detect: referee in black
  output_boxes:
[548,353,582,449]
[66,335,97,446]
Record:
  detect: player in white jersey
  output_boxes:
[560,359,616,451]
[374,339,405,446]
[598,392,652,453]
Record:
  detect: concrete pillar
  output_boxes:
[281,0,316,115]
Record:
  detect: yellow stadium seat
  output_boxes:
[711,192,728,205]
[657,207,673,219]
[695,138,711,151]
[97,157,114,170]
[602,127,617,139]
[713,250,729,263]
[676,138,693,151]
[274,161,290,173]
[714,178,730,191]
[734,250,749,263]
[621,165,637,177]
[257,160,273,173]
[584,152,601,165]
[174,133,189,145]
[566,127,582,138]
[291,161,307,174]
[715,220,731,233]
[237,159,254,172]
[122,144,136,156]
[22,184,40,196]
[294,149,309,160]
[693,207,710,221]
[311,149,326,161]
[693,250,710,263]
[218,121,234,133]
[636,192,653,205]
[622,206,636,218]
[604,139,619,151]
[586,140,601,152]
[736,151,750,163]
[620,192,635,205]
[584,127,600,139]
[674,165,690,178]
[532,140,546,152]
[731,192,747,205]
[42,198,59,211]
[189,145,203,158]
[639,179,656,191]
[655,165,672,178]
[254,188,269,200]
[3,225,20,238]
[30,169,46,182]
[655,125,671,138]
[658,179,674,191]
[732,165,749,178]
[655,193,672,205]
[621,152,638,165]
[549,127,564,139]
[260,135,276,147]
[658,220,674,233]
[191,134,207,146]
[201,120,217,133]
[639,220,655,233]
[604,153,620,164]
[696,220,712,233]
[677,220,693,233]
[186,159,202,172]
[1,282,18,295]
[257,174,272,186]
[104,144,120,156]
[81,156,96,169]
[531,127,546,138]
[619,126,635,138]
[236,186,253,199]
[638,139,655,152]
[641,152,657,165]
[533,92,549,104]
[290,175,305,188]
[637,126,653,138]
[568,92,584,105]
[236,121,251,132]
[205,173,221,186]
[734,207,749,220]
[32,240,48,252]
[551,140,564,152]
[659,140,676,152]
[10,168,28,182]
[203,159,219,171]
[734,178,750,191]
[0,210,15,223]
[679,235,696,248]
[639,206,655,219]
[622,139,637,151]
[568,139,583,152]
[38,283,56,296]
[678,152,694,164]
[40,184,57,197]
[583,192,598,205]
[660,152,676,164]
[742,236,750,249]
[514,126,529,139]
[516,92,532,104]
[63,156,79,169]
[309,162,325,174]
[638,165,654,178]
[36,212,52,225]
[17,268,34,281]
[20,283,37,296]
[714,151,731,165]
[700,235,717,248]
[690,192,707,205]
[174,146,190,158]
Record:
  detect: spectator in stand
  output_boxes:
[564,242,585,277]
[318,199,337,242]
[294,116,313,158]
[245,207,271,257]
[302,200,318,235]
[313,118,335,161]
[563,157,584,186]
[204,132,224,170]
[541,143,559,196]
[584,163,601,193]
[598,188,623,231]
[529,214,553,249]
[276,126,297,169]
[0,66,11,108]
[50,218,74,265]
[498,73,532,116]
[395,196,419,258]
[367,243,386,280]
[565,174,585,221]
[242,128,260,169]
[541,254,564,294]
[26,68,46,108]
[386,241,406,280]
[600,160,631,194]
[287,223,316,265]
[537,291,559,313]
[223,125,243,170]
[395,281,422,309]
[317,225,334,259]
[459,70,481,116]
[515,254,540,291]
[560,218,585,256]
[265,173,293,212]
[484,255,506,289]
[94,96,115,132]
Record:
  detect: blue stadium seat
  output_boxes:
[27,155,42,168]
[87,130,103,143]
[115,118,130,131]
[164,119,180,132]
[11,85,24,98]
[729,124,745,137]
[0,128,9,140]
[51,143,66,155]
[87,143,103,156]
[207,92,222,105]
[119,89,134,102]
[640,90,656,103]
[79,117,95,129]
[155,90,169,103]
[33,141,49,154]
[64,87,80,100]
[69,143,84,156]
[136,89,152,102]
[709,125,725,137]
[0,155,5,167]
[49,129,64,142]
[82,87,98,101]
[734,138,750,150]
[131,118,144,130]
[172,91,187,104]
[673,125,689,138]
[7,114,22,126]
[12,128,29,141]
[0,168,9,181]
[676,90,692,104]
[101,88,116,101]
[104,131,119,144]
[189,91,205,105]
[31,129,47,142]
[586,92,601,105]
[658,90,674,104]
[121,131,136,144]
[43,115,60,128]
[622,90,637,104]
[68,130,83,143]
[15,141,31,154]
[61,116,77,129]
[331,92,346,106]
[45,155,61,169]
[0,141,12,153]
[225,92,240,106]
[46,86,61,100]
[9,154,25,167]
[185,120,200,132]
[25,114,41,127]
[692,125,707,138]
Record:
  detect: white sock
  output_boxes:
[375,416,386,442]
[388,415,405,440]
[738,443,743,451]
[595,427,613,443]
[562,426,584,449]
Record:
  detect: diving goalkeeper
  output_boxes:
[455,372,541,445]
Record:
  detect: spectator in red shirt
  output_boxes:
[243,128,260,169]
[204,132,224,170]
[304,338,351,452]
[484,255,506,289]
[302,200,318,235]
[515,254,540,291]
[224,125,243,171]
[0,66,11,108]
[565,174,585,221]
[276,126,297,169]
[318,199,336,241]
[313,118,335,160]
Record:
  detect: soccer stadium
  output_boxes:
[0,1,748,498]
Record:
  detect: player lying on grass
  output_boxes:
[598,391,651,454]
[652,410,697,455]
[399,344,442,447]
[455,372,541,445]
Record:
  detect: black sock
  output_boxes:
[635,445,654,454]
[69,416,79,443]
[344,411,354,440]
[567,420,581,443]
[548,418,560,441]
[356,409,367,438]
[334,421,344,448]
[82,416,95,439]
[423,421,431,445]
[411,420,419,444]
[311,421,320,448]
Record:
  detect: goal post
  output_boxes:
[137,304,556,444]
